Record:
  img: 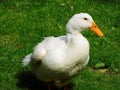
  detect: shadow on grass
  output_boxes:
[16,71,74,90]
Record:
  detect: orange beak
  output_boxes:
[89,22,104,37]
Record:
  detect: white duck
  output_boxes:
[22,13,103,89]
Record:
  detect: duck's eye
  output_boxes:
[84,18,88,20]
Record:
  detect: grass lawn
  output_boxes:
[0,0,120,90]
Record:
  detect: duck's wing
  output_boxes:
[22,36,67,66]
[22,39,48,67]
[32,42,47,61]
[22,40,47,66]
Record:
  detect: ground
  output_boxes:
[0,0,120,90]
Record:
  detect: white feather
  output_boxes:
[22,53,32,66]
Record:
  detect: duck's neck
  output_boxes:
[66,31,83,46]
[67,31,83,37]
[70,31,80,35]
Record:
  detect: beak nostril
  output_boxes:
[90,22,103,37]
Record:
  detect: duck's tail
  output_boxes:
[22,53,32,66]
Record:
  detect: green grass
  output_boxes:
[0,0,120,90]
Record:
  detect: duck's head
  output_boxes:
[66,13,104,37]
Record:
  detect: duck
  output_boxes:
[22,13,104,89]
